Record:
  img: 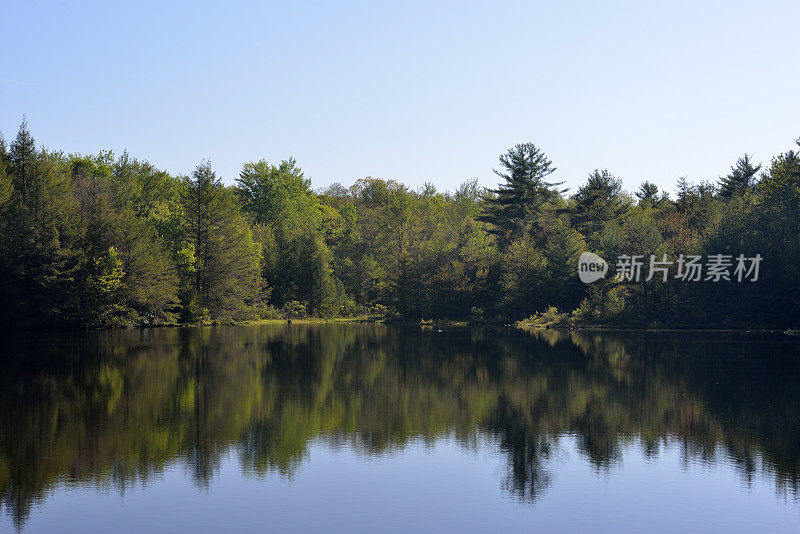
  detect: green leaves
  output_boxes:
[1,121,799,328]
[182,163,263,322]
[719,154,761,198]
[479,143,564,247]
[571,169,628,244]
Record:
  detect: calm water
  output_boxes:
[1,325,799,533]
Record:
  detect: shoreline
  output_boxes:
[1,318,797,336]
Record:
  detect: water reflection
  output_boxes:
[1,325,799,528]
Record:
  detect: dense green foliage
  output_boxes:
[1,120,799,327]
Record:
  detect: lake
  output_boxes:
[0,325,798,532]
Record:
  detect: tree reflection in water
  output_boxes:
[1,325,798,528]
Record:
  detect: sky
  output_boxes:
[2,1,799,196]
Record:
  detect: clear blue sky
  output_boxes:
[2,1,799,195]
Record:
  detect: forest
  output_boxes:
[0,118,798,328]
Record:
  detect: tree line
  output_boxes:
[1,118,798,328]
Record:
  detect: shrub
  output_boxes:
[283,300,308,318]
[519,306,569,327]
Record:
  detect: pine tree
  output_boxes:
[571,170,626,242]
[294,230,339,316]
[0,120,81,325]
[76,176,179,327]
[479,143,564,247]
[0,134,13,320]
[114,209,179,324]
[182,163,263,321]
[635,181,660,204]
[675,177,692,213]
[719,154,761,198]
[8,118,38,208]
[543,219,586,310]
[499,234,547,318]
[0,134,11,206]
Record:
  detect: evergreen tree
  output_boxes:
[635,181,660,204]
[72,155,120,323]
[499,234,547,318]
[0,134,11,206]
[293,229,339,316]
[571,170,626,243]
[72,155,179,326]
[719,154,761,198]
[675,177,692,213]
[1,123,800,329]
[751,143,800,326]
[543,219,586,311]
[0,134,13,320]
[0,120,81,325]
[114,209,179,324]
[182,163,263,321]
[8,118,38,209]
[620,208,664,322]
[479,143,564,247]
